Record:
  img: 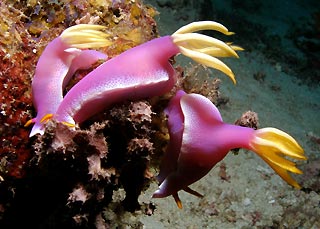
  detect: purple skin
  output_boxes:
[55,36,180,125]
[28,37,107,136]
[153,91,255,204]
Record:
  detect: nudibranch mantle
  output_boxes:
[153,90,306,208]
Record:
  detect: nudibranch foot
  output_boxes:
[249,127,306,188]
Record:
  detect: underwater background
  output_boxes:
[0,0,319,228]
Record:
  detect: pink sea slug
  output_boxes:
[152,90,306,208]
[26,24,111,136]
[53,21,242,126]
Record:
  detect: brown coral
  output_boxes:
[0,4,35,178]
[234,110,259,130]
[182,64,228,106]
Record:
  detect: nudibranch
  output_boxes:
[152,90,306,208]
[26,24,111,137]
[53,21,242,126]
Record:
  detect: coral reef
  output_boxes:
[0,2,35,179]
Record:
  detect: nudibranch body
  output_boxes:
[54,21,242,126]
[26,24,111,136]
[55,36,179,125]
[152,90,306,208]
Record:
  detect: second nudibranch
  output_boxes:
[152,90,306,208]
[54,21,242,126]
[26,24,111,137]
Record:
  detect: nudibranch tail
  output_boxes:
[249,127,306,188]
[60,24,112,49]
[171,21,241,84]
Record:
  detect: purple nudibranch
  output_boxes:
[152,90,306,208]
[27,21,242,133]
[54,21,242,126]
[26,24,111,137]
